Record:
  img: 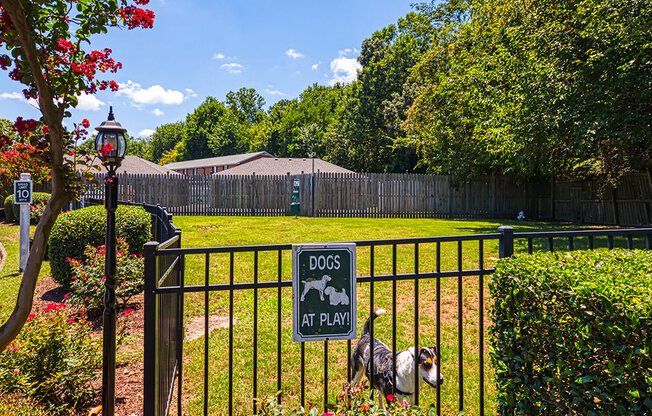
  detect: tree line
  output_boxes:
[139,0,650,184]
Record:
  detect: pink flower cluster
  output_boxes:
[44,303,65,312]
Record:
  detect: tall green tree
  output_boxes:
[330,10,439,173]
[263,84,346,159]
[181,97,226,160]
[126,135,152,159]
[150,121,184,163]
[405,0,652,183]
[225,87,266,125]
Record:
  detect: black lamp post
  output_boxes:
[94,106,127,416]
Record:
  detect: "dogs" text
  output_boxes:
[309,255,341,271]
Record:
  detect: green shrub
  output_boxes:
[489,249,652,416]
[48,205,151,287]
[3,194,14,221]
[0,303,101,413]
[67,238,144,310]
[2,192,50,223]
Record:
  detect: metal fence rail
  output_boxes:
[142,226,652,416]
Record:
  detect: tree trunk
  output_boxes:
[0,0,69,351]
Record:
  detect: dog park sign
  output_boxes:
[292,243,356,342]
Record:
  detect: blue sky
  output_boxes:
[0,0,416,140]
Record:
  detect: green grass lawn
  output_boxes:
[167,216,645,416]
[0,216,646,416]
[0,223,50,322]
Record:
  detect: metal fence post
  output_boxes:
[143,241,158,416]
[498,226,514,258]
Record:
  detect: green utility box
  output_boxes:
[290,202,300,216]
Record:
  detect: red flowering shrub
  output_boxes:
[0,303,100,412]
[30,201,47,224]
[67,238,144,310]
[255,380,430,416]
[0,142,50,185]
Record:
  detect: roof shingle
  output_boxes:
[163,151,273,170]
[215,157,354,176]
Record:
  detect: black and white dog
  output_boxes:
[350,309,444,408]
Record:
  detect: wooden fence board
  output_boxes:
[38,172,646,226]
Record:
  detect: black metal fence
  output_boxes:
[142,226,652,416]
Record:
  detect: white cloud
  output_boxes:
[0,92,39,108]
[221,63,244,74]
[0,92,25,101]
[151,108,164,116]
[285,48,304,59]
[117,81,185,105]
[213,53,225,59]
[264,89,285,96]
[184,88,198,98]
[138,129,156,137]
[0,91,97,111]
[312,63,319,70]
[328,50,361,85]
[76,93,105,111]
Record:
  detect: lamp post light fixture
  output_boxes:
[94,106,127,416]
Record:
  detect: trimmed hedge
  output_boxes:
[3,194,15,222]
[3,193,50,223]
[489,249,652,415]
[48,205,151,287]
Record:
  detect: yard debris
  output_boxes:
[184,314,235,341]
[88,405,102,416]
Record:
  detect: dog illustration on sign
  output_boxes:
[300,274,349,305]
[324,286,349,305]
[300,274,332,301]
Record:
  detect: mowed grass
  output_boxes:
[166,216,646,416]
[0,223,50,322]
[0,217,646,416]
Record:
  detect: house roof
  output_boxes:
[215,157,354,176]
[76,155,181,175]
[163,151,274,170]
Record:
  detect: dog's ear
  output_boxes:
[418,347,431,365]
[418,347,437,366]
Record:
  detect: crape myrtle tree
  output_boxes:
[0,0,154,351]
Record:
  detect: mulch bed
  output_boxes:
[32,276,145,416]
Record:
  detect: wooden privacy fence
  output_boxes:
[72,172,651,225]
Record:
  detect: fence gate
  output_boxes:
[142,225,652,416]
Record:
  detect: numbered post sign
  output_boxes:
[293,243,356,342]
[14,180,32,205]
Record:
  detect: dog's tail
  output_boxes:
[361,308,386,336]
